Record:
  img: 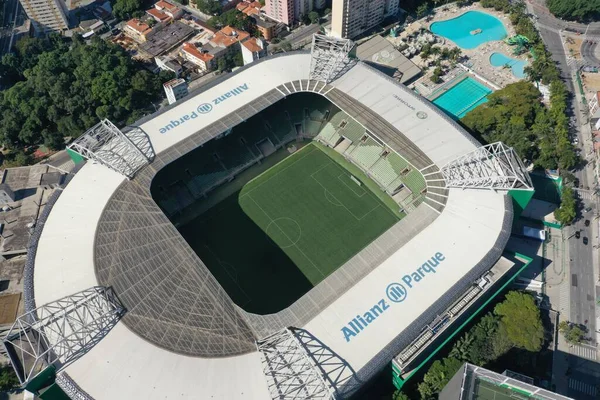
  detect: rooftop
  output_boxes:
[242,37,264,53]
[125,18,152,35]
[155,0,179,13]
[182,42,215,62]
[356,35,422,84]
[138,21,195,58]
[252,15,276,29]
[211,25,250,48]
[146,8,171,22]
[163,78,187,88]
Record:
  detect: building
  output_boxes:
[163,78,188,105]
[355,35,421,84]
[155,56,183,77]
[236,0,262,16]
[211,25,250,53]
[123,18,157,43]
[181,25,251,70]
[265,0,324,26]
[19,0,70,34]
[0,183,15,206]
[264,0,294,25]
[440,363,573,400]
[154,0,183,19]
[252,15,276,40]
[20,36,533,399]
[139,21,195,58]
[241,37,267,65]
[331,0,399,39]
[146,8,171,24]
[181,42,217,72]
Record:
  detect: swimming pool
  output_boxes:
[489,52,527,79]
[430,11,508,49]
[432,77,492,119]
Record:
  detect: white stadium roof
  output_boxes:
[26,46,528,399]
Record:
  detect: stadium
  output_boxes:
[5,36,534,399]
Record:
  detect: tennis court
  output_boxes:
[433,77,492,119]
[179,143,401,314]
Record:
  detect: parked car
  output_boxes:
[576,231,581,239]
[585,219,590,227]
[583,237,589,245]
[585,207,593,213]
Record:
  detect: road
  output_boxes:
[581,40,600,65]
[527,0,599,340]
[527,0,600,396]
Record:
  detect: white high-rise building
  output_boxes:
[19,0,69,35]
[331,0,398,39]
[163,78,188,105]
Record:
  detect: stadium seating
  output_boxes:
[155,93,428,218]
[345,137,382,170]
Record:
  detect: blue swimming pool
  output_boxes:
[432,77,492,119]
[430,11,508,49]
[489,52,527,79]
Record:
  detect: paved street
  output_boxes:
[581,40,600,65]
[528,0,599,338]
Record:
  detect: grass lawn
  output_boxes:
[179,143,401,314]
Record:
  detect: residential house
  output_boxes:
[154,0,184,19]
[181,42,217,72]
[241,37,267,65]
[124,18,158,43]
[146,8,172,24]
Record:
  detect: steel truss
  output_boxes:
[3,286,125,386]
[68,119,155,179]
[442,142,533,190]
[309,34,356,83]
[257,328,335,400]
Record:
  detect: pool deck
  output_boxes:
[398,3,530,95]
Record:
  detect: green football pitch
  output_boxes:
[179,143,402,314]
[473,379,534,400]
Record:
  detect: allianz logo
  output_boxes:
[159,83,250,134]
[341,252,446,343]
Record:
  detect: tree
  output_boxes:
[217,57,227,72]
[547,0,600,21]
[450,332,474,362]
[494,291,544,352]
[195,0,223,15]
[113,0,144,20]
[416,3,429,19]
[0,365,19,392]
[393,390,410,400]
[418,357,463,399]
[559,321,586,344]
[0,34,164,154]
[308,11,320,24]
[324,8,331,15]
[554,187,577,225]
[301,13,310,25]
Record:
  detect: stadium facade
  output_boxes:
[9,36,533,399]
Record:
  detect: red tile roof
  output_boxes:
[211,26,250,48]
[126,18,152,35]
[155,0,179,13]
[242,37,263,53]
[182,42,215,63]
[146,8,171,22]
